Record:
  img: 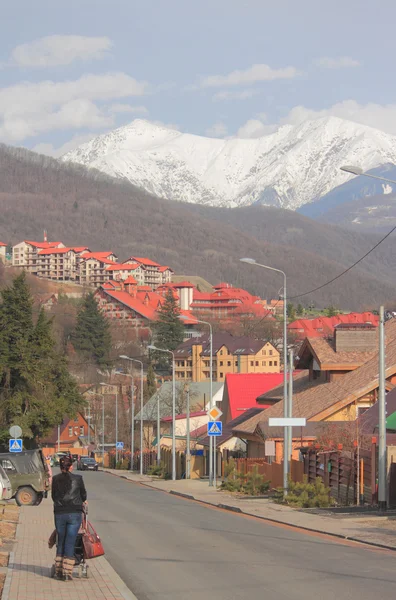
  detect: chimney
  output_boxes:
[334,323,377,353]
[124,277,137,297]
[44,230,48,242]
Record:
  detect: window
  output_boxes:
[269,350,273,356]
[69,427,73,437]
[220,372,224,378]
[219,361,223,366]
[274,361,278,366]
[80,426,84,435]
[227,361,231,366]
[219,350,223,355]
[250,361,254,367]
[262,350,266,355]
[74,417,79,423]
[269,361,273,366]
[255,361,259,366]
[262,361,266,366]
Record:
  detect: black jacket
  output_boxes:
[51,472,87,514]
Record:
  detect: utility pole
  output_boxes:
[157,392,161,466]
[115,387,119,465]
[378,305,387,511]
[131,372,135,470]
[186,388,191,479]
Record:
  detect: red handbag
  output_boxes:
[81,515,105,560]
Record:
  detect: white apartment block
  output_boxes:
[12,241,65,274]
[123,257,173,289]
[105,263,146,285]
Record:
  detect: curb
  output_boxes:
[98,556,139,600]
[1,550,14,600]
[105,471,396,553]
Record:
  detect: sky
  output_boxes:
[1,0,396,156]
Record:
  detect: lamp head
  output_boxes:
[340,165,363,176]
[119,354,129,360]
[147,345,157,350]
[240,257,257,265]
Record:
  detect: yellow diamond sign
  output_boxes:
[208,406,223,421]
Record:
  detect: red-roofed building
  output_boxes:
[288,312,379,341]
[94,279,198,338]
[13,239,65,273]
[221,373,284,422]
[105,262,145,285]
[123,256,169,289]
[0,242,7,263]
[37,247,78,281]
[78,251,118,287]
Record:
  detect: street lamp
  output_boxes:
[180,314,214,486]
[240,257,289,492]
[340,165,396,186]
[148,345,176,481]
[120,356,144,475]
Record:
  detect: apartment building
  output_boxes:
[77,252,118,287]
[105,262,146,285]
[12,240,65,273]
[174,333,280,383]
[36,247,77,281]
[123,257,173,289]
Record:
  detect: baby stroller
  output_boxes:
[49,507,89,579]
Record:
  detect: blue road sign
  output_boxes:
[9,439,22,453]
[207,421,222,436]
[116,441,124,450]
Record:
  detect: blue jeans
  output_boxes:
[55,513,82,558]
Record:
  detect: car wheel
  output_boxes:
[15,487,38,506]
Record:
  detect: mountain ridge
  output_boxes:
[1,142,396,310]
[62,116,396,210]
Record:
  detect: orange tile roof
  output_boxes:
[158,266,173,273]
[71,246,89,252]
[25,241,62,248]
[102,289,159,320]
[81,251,115,259]
[124,276,137,284]
[0,242,7,247]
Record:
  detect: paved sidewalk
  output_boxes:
[106,469,396,550]
[3,500,137,600]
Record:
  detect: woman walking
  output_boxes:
[51,455,87,580]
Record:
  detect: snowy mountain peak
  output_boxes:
[62,117,396,210]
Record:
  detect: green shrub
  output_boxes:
[221,462,270,496]
[147,463,171,479]
[276,476,334,508]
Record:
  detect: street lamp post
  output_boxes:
[120,356,144,475]
[148,345,176,481]
[240,258,289,492]
[115,386,118,464]
[180,315,214,486]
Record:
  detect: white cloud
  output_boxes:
[0,72,148,142]
[108,103,148,115]
[205,121,228,137]
[314,56,360,69]
[10,35,112,68]
[235,100,396,139]
[199,63,299,88]
[32,133,97,157]
[213,89,257,101]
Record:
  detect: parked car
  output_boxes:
[0,465,12,501]
[0,449,51,506]
[78,457,98,471]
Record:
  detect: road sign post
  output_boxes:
[9,439,23,453]
[207,421,222,436]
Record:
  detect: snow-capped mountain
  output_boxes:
[61,117,396,210]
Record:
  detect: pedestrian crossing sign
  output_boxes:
[207,421,222,436]
[9,439,22,452]
[116,442,124,450]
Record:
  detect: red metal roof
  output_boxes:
[225,373,284,420]
[127,257,161,267]
[38,247,73,255]
[162,411,207,422]
[106,263,140,271]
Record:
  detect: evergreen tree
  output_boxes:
[287,302,296,322]
[324,305,339,317]
[152,290,184,366]
[73,292,112,368]
[143,363,157,402]
[0,273,84,447]
[296,303,304,317]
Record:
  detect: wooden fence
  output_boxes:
[233,458,304,489]
[304,445,377,505]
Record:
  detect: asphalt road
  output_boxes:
[83,470,396,600]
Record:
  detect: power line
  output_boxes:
[289,224,396,300]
